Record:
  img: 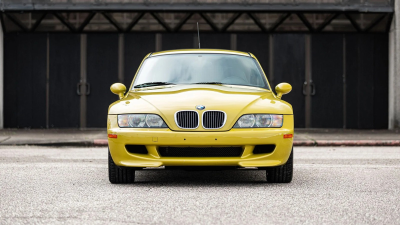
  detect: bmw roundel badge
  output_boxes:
[196,105,206,110]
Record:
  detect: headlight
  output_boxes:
[234,114,283,128]
[237,114,255,128]
[118,114,168,128]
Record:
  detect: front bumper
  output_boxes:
[107,115,294,168]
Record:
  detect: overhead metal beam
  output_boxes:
[102,12,123,32]
[269,13,291,32]
[151,12,172,32]
[125,12,144,32]
[4,13,28,32]
[78,12,96,32]
[386,13,393,32]
[317,13,339,31]
[0,13,6,33]
[30,13,47,32]
[0,10,392,34]
[199,13,219,32]
[54,12,76,32]
[345,13,362,32]
[0,3,394,13]
[364,14,387,32]
[221,13,242,32]
[173,13,193,32]
[247,13,267,32]
[297,13,315,32]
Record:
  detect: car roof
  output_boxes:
[150,49,251,57]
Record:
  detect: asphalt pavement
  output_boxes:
[1,146,400,224]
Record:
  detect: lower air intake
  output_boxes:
[158,147,243,157]
[253,145,276,154]
[125,145,148,154]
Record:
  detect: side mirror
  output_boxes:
[275,83,292,99]
[110,83,126,99]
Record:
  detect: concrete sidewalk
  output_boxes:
[0,129,106,146]
[293,129,400,146]
[0,129,399,146]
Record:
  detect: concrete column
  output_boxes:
[80,34,87,129]
[389,0,400,129]
[0,23,3,129]
[155,33,162,51]
[118,34,124,83]
[230,34,237,50]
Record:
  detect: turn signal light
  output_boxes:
[108,134,117,139]
[283,134,293,139]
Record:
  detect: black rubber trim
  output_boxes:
[158,147,243,157]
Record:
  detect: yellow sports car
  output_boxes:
[108,49,293,184]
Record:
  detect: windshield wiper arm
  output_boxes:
[134,82,175,88]
[194,82,223,84]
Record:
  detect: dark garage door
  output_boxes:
[3,33,389,129]
[4,34,47,128]
[86,34,120,128]
[49,34,81,128]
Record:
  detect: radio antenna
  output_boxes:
[197,22,201,49]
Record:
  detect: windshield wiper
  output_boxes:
[134,82,175,88]
[194,82,223,85]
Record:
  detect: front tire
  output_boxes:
[266,149,293,183]
[108,150,135,184]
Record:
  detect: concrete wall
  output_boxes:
[0,24,3,129]
[389,0,400,129]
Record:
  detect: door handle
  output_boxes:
[310,80,316,96]
[303,81,307,95]
[85,82,91,95]
[77,81,90,96]
[77,82,82,95]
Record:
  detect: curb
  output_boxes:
[0,141,94,146]
[2,139,400,147]
[93,139,400,147]
[295,140,400,146]
[93,139,108,146]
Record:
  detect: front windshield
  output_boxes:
[132,53,270,90]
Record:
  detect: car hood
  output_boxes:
[109,84,293,131]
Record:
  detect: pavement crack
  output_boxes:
[0,136,11,143]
